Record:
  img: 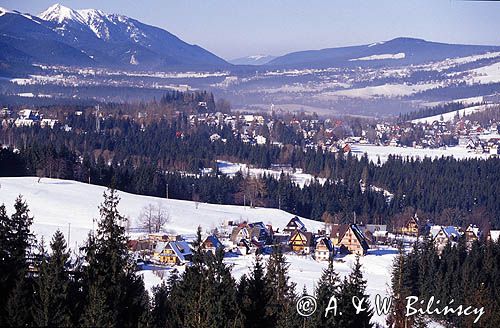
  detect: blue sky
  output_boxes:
[4,0,500,59]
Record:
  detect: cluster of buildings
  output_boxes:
[1,108,59,129]
[128,217,390,267]
[127,213,500,267]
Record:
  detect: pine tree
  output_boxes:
[338,256,373,328]
[238,255,272,328]
[312,258,341,327]
[81,189,149,328]
[0,197,35,326]
[265,246,298,328]
[32,230,72,327]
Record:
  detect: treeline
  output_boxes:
[388,238,500,328]
[0,192,377,328]
[2,106,500,227]
[398,102,480,122]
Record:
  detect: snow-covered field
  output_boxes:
[351,144,491,163]
[0,177,323,247]
[411,104,498,124]
[217,160,326,187]
[0,176,396,325]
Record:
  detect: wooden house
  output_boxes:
[338,224,369,256]
[429,226,461,254]
[154,241,193,265]
[202,235,223,254]
[329,224,349,245]
[464,225,479,248]
[283,216,307,235]
[289,230,313,254]
[315,237,333,262]
[399,214,419,236]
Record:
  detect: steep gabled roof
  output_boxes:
[285,216,307,232]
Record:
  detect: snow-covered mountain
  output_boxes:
[229,54,276,65]
[0,3,229,71]
[268,37,500,68]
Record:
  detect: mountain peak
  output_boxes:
[38,3,86,24]
[0,6,13,17]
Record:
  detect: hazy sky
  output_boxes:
[4,0,500,59]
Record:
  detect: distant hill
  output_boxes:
[267,37,500,68]
[229,54,276,65]
[0,4,230,72]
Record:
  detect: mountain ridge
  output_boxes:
[0,3,230,72]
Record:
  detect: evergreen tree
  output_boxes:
[312,258,341,327]
[0,196,34,326]
[32,230,72,327]
[265,246,298,328]
[338,256,373,328]
[237,255,272,328]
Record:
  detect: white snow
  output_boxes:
[350,53,405,61]
[350,144,491,163]
[468,62,500,84]
[410,104,497,124]
[0,6,12,16]
[0,177,396,326]
[0,177,323,248]
[217,161,326,187]
[38,3,86,25]
[326,83,440,99]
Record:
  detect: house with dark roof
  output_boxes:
[283,216,307,235]
[315,237,333,261]
[154,241,193,265]
[202,235,223,254]
[289,230,313,254]
[338,224,369,256]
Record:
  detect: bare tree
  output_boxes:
[138,204,156,233]
[153,203,170,233]
[138,203,170,233]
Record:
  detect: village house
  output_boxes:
[337,224,369,256]
[464,224,479,248]
[329,224,348,245]
[314,237,333,261]
[362,224,388,244]
[289,230,314,254]
[430,226,461,254]
[398,214,419,236]
[202,234,223,254]
[283,216,307,235]
[154,241,193,265]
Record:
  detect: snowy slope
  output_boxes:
[350,144,491,163]
[0,176,396,325]
[410,104,497,124]
[0,177,322,247]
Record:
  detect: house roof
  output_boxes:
[330,224,349,240]
[169,241,193,263]
[285,216,306,232]
[154,241,168,253]
[430,225,461,239]
[204,235,223,249]
[350,224,370,251]
[290,230,313,246]
[316,237,333,252]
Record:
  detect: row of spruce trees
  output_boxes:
[1,190,376,327]
[388,237,500,328]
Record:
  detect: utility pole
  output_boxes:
[68,222,71,246]
[95,105,100,133]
